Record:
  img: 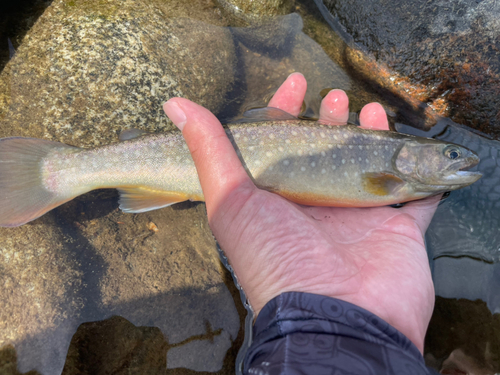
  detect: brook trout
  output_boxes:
[0,117,481,227]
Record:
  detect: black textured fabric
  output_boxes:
[243,292,429,375]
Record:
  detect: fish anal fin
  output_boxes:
[362,172,405,196]
[118,187,190,213]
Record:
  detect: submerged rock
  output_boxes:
[322,0,500,138]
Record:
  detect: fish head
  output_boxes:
[394,140,482,192]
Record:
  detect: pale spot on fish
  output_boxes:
[385,145,389,150]
[283,159,290,166]
[259,141,265,146]
[301,166,306,172]
[301,140,306,144]
[309,152,314,156]
[349,145,353,149]
[351,159,355,163]
[311,162,316,167]
[321,168,326,174]
[385,162,389,167]
[344,172,348,177]
[366,159,369,163]
[290,172,295,177]
[354,172,358,177]
[342,159,346,164]
[332,154,337,159]
[374,151,378,156]
[292,131,298,136]
[278,146,284,152]
[331,165,336,170]
[182,144,188,150]
[255,160,262,166]
[285,139,291,144]
[269,134,275,140]
[321,151,326,157]
[358,157,362,161]
[359,145,363,150]
[268,166,274,171]
[249,146,255,151]
[298,150,303,156]
[266,151,273,157]
[320,132,326,138]
[334,135,338,140]
[244,137,249,142]
[252,136,257,140]
[234,133,241,139]
[328,144,333,149]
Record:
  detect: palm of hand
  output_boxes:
[164,73,439,352]
[213,184,436,352]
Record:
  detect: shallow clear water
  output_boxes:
[1,1,499,374]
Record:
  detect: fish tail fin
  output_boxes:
[0,137,80,227]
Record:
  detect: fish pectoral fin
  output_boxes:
[118,187,189,213]
[362,172,405,196]
[118,128,148,141]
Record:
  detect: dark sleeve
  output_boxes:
[243,292,430,375]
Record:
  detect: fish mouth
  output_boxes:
[442,158,482,185]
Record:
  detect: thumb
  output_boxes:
[163,98,255,220]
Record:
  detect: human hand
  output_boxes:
[163,73,439,353]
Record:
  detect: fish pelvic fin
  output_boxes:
[0,137,80,227]
[118,187,195,213]
[362,172,405,196]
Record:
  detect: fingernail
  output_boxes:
[164,100,187,131]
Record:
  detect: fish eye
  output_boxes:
[444,146,461,160]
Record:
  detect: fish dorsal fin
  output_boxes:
[241,107,298,122]
[362,172,405,196]
[119,128,147,141]
[118,187,190,213]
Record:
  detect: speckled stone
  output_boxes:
[0,0,236,146]
[322,0,500,138]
